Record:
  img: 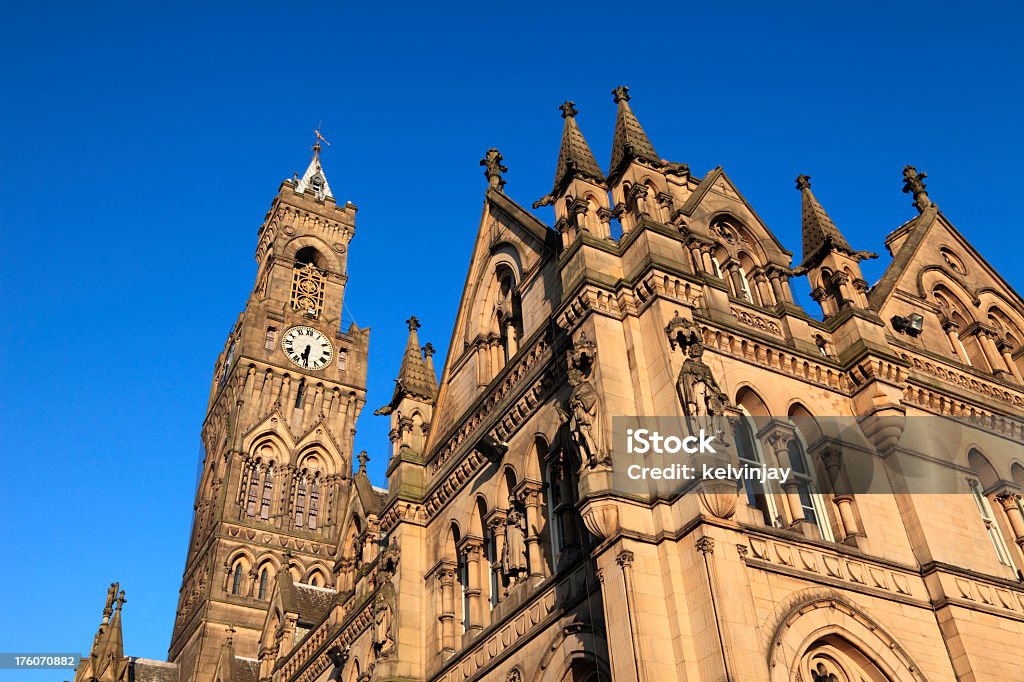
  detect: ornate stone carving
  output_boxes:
[481,148,508,192]
[501,501,528,583]
[695,536,715,555]
[902,165,930,213]
[557,367,610,468]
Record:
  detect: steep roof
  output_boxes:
[375,316,437,415]
[294,143,333,200]
[794,174,874,270]
[550,101,605,195]
[609,86,660,179]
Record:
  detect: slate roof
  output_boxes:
[550,103,605,195]
[609,86,660,179]
[131,658,179,682]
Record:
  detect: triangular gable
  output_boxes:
[424,189,556,453]
[869,206,1024,312]
[679,167,793,257]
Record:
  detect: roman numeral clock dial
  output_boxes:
[282,325,333,370]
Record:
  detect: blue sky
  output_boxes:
[1,0,1022,676]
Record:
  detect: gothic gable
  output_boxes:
[427,189,558,451]
[679,167,792,264]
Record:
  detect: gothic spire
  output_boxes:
[609,85,660,179]
[795,175,876,271]
[550,101,605,195]
[86,588,125,682]
[374,316,438,415]
[294,130,333,200]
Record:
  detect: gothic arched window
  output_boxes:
[231,563,244,595]
[307,475,320,530]
[258,567,269,599]
[295,475,307,528]
[736,415,776,525]
[260,465,274,520]
[787,430,835,542]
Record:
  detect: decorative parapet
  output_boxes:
[898,350,1024,411]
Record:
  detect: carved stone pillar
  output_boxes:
[726,262,745,300]
[942,319,969,364]
[459,540,484,637]
[975,326,1003,374]
[616,549,646,682]
[516,482,546,577]
[998,339,1024,382]
[996,493,1024,552]
[763,425,810,535]
[487,514,507,603]
[436,567,457,655]
[818,446,861,541]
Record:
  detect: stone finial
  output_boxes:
[559,101,578,119]
[422,342,435,359]
[795,174,812,190]
[902,165,930,213]
[357,450,370,473]
[612,85,631,103]
[406,315,421,332]
[480,148,508,192]
[103,582,119,618]
[115,590,126,610]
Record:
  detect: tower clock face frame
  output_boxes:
[282,325,334,370]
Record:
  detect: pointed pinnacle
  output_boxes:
[559,101,578,119]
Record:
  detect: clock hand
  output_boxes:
[302,345,312,362]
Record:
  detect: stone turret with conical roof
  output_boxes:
[608,85,660,180]
[535,101,614,245]
[605,86,686,236]
[378,316,437,475]
[793,174,877,317]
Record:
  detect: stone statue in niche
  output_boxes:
[501,500,528,583]
[557,366,610,468]
[667,312,729,436]
[373,592,395,657]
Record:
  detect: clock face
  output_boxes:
[282,326,333,370]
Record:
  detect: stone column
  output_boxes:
[436,567,457,655]
[978,328,1006,376]
[767,268,785,304]
[996,493,1024,553]
[517,484,546,577]
[998,339,1024,382]
[487,515,506,604]
[726,262,745,300]
[459,540,483,637]
[818,446,861,541]
[763,426,810,534]
[616,549,647,682]
[941,319,966,363]
[504,317,519,357]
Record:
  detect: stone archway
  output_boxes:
[767,596,928,682]
[532,625,610,682]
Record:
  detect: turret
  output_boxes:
[534,101,613,245]
[792,174,877,317]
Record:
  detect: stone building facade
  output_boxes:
[77,88,1024,682]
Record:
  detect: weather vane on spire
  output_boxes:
[312,125,331,157]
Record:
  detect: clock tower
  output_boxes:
[168,141,369,682]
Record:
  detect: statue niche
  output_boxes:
[501,497,529,585]
[556,332,610,469]
[667,312,728,433]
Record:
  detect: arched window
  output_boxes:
[494,266,522,363]
[967,450,1014,568]
[546,450,582,570]
[787,430,835,542]
[307,475,320,530]
[260,465,274,520]
[245,459,261,517]
[294,379,306,408]
[258,567,269,599]
[736,415,777,525]
[231,562,244,596]
[295,475,307,527]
